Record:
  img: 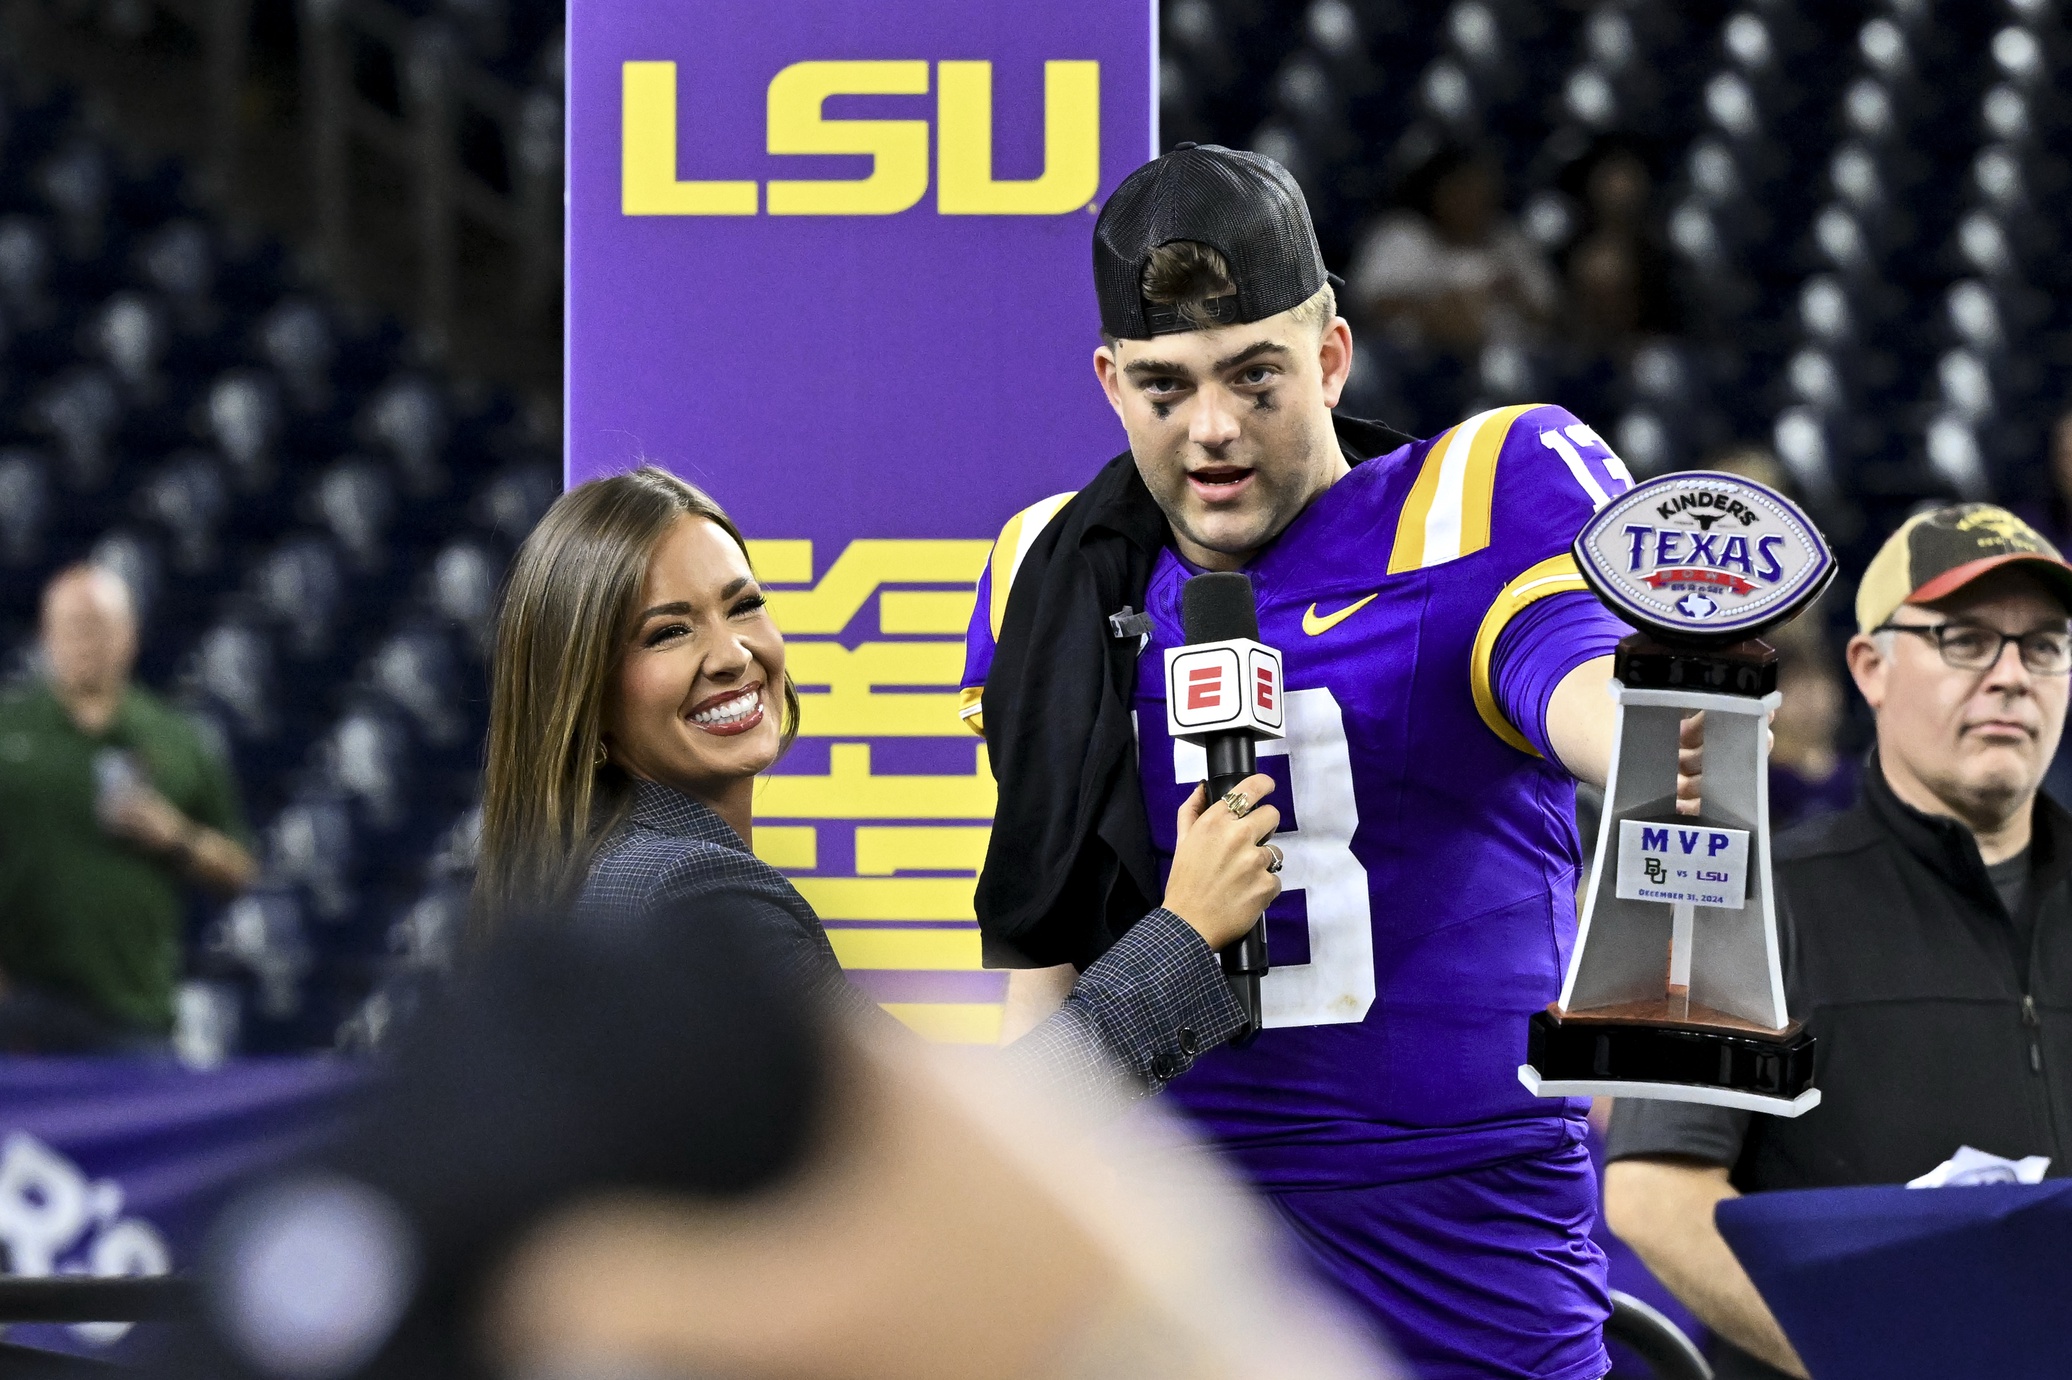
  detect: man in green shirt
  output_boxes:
[0,565,257,1049]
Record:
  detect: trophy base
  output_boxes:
[1520,1000,1821,1118]
[1615,633,1777,697]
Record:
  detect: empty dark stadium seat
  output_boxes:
[304,456,397,573]
[135,219,217,332]
[180,617,281,745]
[259,794,359,921]
[247,532,349,662]
[203,885,314,1021]
[0,449,52,570]
[364,625,470,751]
[420,534,500,655]
[29,365,123,492]
[255,297,339,416]
[359,372,451,500]
[133,449,229,575]
[202,366,287,498]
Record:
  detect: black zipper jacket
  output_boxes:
[1739,755,2072,1189]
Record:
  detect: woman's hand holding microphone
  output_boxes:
[1161,773,1283,951]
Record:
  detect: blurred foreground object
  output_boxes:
[155,898,1394,1380]
[1716,1181,2072,1380]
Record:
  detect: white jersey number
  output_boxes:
[1172,687,1374,1027]
[1539,423,1634,510]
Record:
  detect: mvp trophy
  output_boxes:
[1521,472,1835,1114]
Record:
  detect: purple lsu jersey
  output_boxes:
[964,402,1633,1188]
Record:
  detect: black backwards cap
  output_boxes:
[1093,143,1336,340]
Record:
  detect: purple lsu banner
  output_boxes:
[565,3,1156,1038]
[0,1059,360,1359]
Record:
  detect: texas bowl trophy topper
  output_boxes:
[1520,471,1836,1115]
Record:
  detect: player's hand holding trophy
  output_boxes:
[1523,471,1835,1114]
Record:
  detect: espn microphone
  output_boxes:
[1168,571,1287,1038]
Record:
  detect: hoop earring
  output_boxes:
[594,740,609,768]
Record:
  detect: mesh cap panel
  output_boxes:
[1093,144,1329,339]
[1854,502,2072,632]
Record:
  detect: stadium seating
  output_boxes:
[0,67,554,1051]
[13,0,2072,1054]
[1163,0,2072,571]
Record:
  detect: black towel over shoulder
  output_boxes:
[976,414,1410,972]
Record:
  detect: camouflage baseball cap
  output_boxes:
[1855,503,2072,634]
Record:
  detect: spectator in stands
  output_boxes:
[1766,616,1856,830]
[1560,140,1677,358]
[1603,504,2072,1380]
[1565,233,1642,357]
[1347,140,1557,354]
[0,564,256,1052]
[1702,444,1794,496]
[471,468,1285,1101]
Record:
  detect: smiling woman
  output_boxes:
[471,467,804,944]
[471,468,1293,1099]
[474,472,1292,1110]
[603,516,794,832]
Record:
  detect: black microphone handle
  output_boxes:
[1204,735,1267,1038]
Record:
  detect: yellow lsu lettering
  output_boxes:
[767,60,931,215]
[622,59,1100,217]
[742,538,1002,1009]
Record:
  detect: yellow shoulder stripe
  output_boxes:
[988,491,1077,640]
[1469,554,1592,756]
[1387,423,1456,574]
[1387,403,1540,573]
[966,492,1074,735]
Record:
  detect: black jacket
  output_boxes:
[1739,758,2072,1188]
[974,414,1410,971]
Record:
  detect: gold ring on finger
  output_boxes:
[1221,789,1253,820]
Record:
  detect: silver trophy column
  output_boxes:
[1525,677,1819,1115]
[1521,469,1834,1116]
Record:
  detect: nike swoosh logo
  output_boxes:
[1302,593,1379,636]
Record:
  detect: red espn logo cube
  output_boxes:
[1164,638,1286,741]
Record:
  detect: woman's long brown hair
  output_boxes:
[471,466,799,939]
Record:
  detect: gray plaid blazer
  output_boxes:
[577,780,1244,1100]
[579,780,839,989]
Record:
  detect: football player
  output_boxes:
[962,145,1670,1380]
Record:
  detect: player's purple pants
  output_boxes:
[1267,1140,1611,1380]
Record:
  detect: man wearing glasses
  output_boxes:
[1601,502,2072,1380]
